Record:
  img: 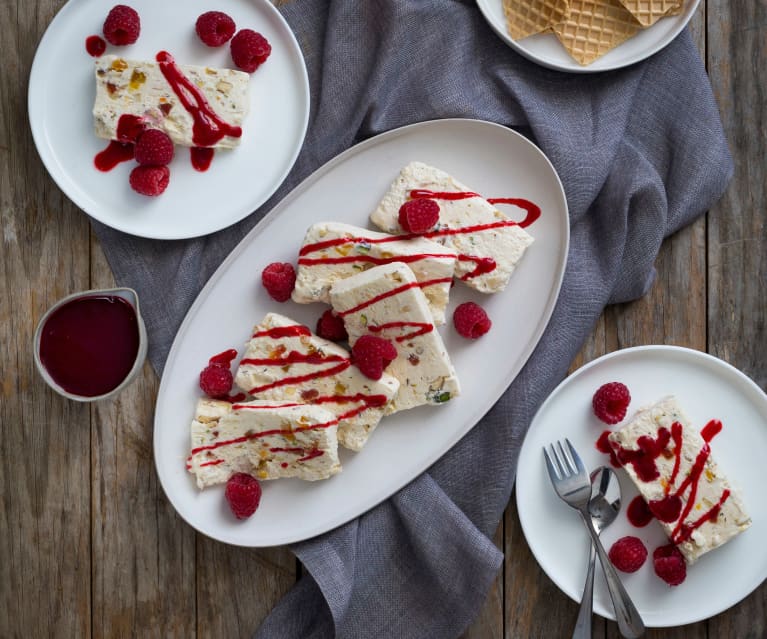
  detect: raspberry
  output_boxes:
[134,129,174,166]
[129,165,170,196]
[261,262,296,302]
[316,309,348,342]
[199,363,233,398]
[230,29,272,72]
[102,5,140,46]
[653,544,687,586]
[592,381,631,425]
[225,473,262,519]
[453,302,492,339]
[398,199,440,233]
[195,11,236,47]
[608,536,647,573]
[352,335,397,380]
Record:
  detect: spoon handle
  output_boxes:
[572,543,596,639]
[578,510,645,638]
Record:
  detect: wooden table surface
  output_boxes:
[2,1,765,637]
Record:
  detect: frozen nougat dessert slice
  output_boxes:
[608,396,751,564]
[188,398,341,489]
[234,313,399,452]
[94,53,249,149]
[292,221,457,325]
[329,262,460,414]
[370,161,536,293]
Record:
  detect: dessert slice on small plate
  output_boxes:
[516,345,767,627]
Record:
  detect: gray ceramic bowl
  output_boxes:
[33,287,148,402]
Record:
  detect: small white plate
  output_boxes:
[516,346,767,627]
[154,118,569,547]
[28,0,309,239]
[476,0,701,73]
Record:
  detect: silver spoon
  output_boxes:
[573,466,622,639]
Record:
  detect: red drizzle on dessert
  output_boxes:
[336,278,452,317]
[369,321,433,342]
[94,114,148,171]
[409,189,541,228]
[607,419,732,545]
[191,147,214,172]
[85,35,106,57]
[155,51,242,147]
[209,348,238,367]
[627,495,654,527]
[252,325,311,339]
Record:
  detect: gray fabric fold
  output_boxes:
[91,1,733,636]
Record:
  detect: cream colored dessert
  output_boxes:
[188,398,341,489]
[235,313,399,452]
[329,262,460,413]
[370,161,535,293]
[93,54,249,149]
[292,221,458,325]
[608,396,751,564]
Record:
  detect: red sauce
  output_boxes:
[606,419,732,545]
[595,430,621,468]
[156,51,242,147]
[240,347,351,395]
[369,321,433,342]
[191,147,214,172]
[410,189,541,228]
[252,325,311,339]
[94,141,135,172]
[85,35,106,57]
[93,115,149,171]
[627,495,654,527]
[39,295,139,397]
[209,349,238,367]
[336,278,452,317]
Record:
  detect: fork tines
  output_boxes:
[543,438,582,479]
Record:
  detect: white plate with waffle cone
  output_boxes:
[477,0,701,72]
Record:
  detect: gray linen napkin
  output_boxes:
[92,1,733,636]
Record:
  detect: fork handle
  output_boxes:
[578,511,645,639]
[572,542,596,639]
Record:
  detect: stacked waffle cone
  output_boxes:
[502,0,685,65]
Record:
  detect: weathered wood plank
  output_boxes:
[706,1,767,637]
[462,521,504,639]
[0,1,92,636]
[89,233,196,639]
[196,538,295,639]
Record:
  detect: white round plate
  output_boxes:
[516,346,767,627]
[28,0,309,239]
[476,0,701,73]
[154,118,569,547]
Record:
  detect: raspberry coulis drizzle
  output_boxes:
[298,190,539,281]
[369,322,433,342]
[156,51,241,154]
[191,147,214,172]
[85,35,106,57]
[603,419,731,544]
[94,114,147,171]
[336,278,452,317]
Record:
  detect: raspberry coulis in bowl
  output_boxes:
[35,288,146,400]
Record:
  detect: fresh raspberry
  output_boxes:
[653,544,687,586]
[316,309,348,342]
[225,473,262,519]
[398,199,440,233]
[608,536,647,573]
[199,363,233,398]
[230,29,272,72]
[592,382,631,425]
[129,165,170,196]
[195,11,236,47]
[261,262,296,302]
[352,335,397,380]
[453,302,492,339]
[134,129,174,166]
[102,5,141,46]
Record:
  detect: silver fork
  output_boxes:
[543,439,645,639]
